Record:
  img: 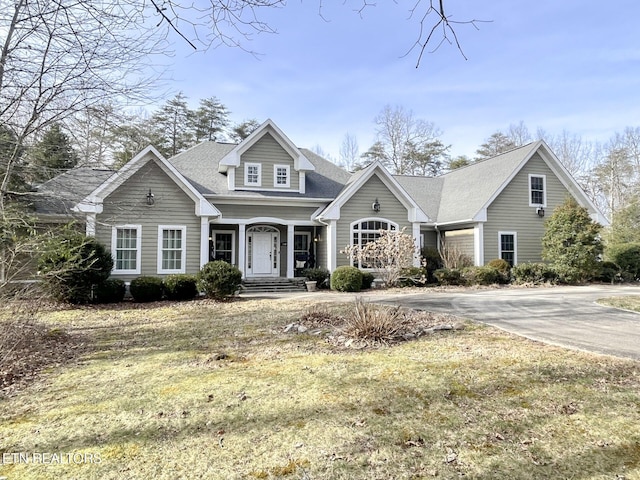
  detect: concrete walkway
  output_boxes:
[242,285,640,360]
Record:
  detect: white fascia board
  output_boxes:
[472,209,488,222]
[206,195,334,206]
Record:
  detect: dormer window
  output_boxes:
[274,165,290,188]
[245,162,261,186]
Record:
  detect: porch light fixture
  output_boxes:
[372,198,381,212]
[146,188,155,206]
[536,207,545,217]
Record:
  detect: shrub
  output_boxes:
[421,247,443,283]
[303,267,330,289]
[434,268,464,286]
[198,260,242,300]
[38,226,113,304]
[486,259,512,284]
[93,279,126,303]
[399,266,427,287]
[164,274,198,301]
[342,298,406,343]
[130,276,164,302]
[511,263,558,285]
[461,266,502,285]
[361,271,375,290]
[605,243,640,280]
[330,265,363,292]
[596,261,626,284]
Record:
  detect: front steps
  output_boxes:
[241,277,307,293]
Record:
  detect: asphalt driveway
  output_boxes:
[246,284,640,360]
[376,285,640,361]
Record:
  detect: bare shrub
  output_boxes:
[439,242,473,269]
[342,298,408,344]
[299,304,343,327]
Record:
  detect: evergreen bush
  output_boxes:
[93,279,126,304]
[361,271,375,290]
[198,261,242,300]
[421,247,443,283]
[399,266,427,287]
[486,259,512,284]
[511,263,558,285]
[38,226,113,304]
[434,268,464,286]
[461,266,502,285]
[164,274,199,301]
[130,276,164,302]
[605,243,640,280]
[330,265,363,292]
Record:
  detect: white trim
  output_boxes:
[200,218,210,268]
[349,217,399,269]
[246,225,280,277]
[412,223,421,267]
[274,164,290,188]
[112,225,142,275]
[528,173,547,207]
[211,229,236,265]
[244,162,262,187]
[86,214,96,236]
[157,225,187,274]
[498,231,517,266]
[238,224,246,278]
[287,225,295,278]
[317,162,430,223]
[474,223,484,266]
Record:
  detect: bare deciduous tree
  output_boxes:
[339,133,360,172]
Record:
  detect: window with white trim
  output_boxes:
[245,163,261,186]
[499,232,517,266]
[529,174,546,206]
[274,164,290,188]
[112,225,141,274]
[158,226,186,273]
[351,219,398,268]
[211,230,235,264]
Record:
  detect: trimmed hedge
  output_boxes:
[164,274,198,301]
[606,243,640,280]
[511,263,558,285]
[399,266,427,287]
[93,279,126,304]
[434,268,464,286]
[198,261,242,300]
[130,276,164,302]
[330,266,363,292]
[461,266,502,285]
[361,271,375,290]
[303,267,330,289]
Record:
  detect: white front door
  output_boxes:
[247,226,279,277]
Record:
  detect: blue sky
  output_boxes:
[165,0,640,161]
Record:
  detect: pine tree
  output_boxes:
[29,124,78,184]
[193,97,229,142]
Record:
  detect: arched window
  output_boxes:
[350,218,398,268]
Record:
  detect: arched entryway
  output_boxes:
[246,225,279,277]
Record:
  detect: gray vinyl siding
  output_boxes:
[442,229,475,259]
[236,133,300,191]
[336,174,411,267]
[215,203,320,221]
[483,153,571,264]
[95,161,201,280]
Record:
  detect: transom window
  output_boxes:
[274,164,290,188]
[158,226,186,273]
[245,162,261,186]
[499,232,517,266]
[529,174,546,206]
[112,225,141,274]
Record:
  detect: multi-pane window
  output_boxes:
[351,219,398,268]
[499,232,516,266]
[113,227,140,273]
[158,226,186,273]
[529,175,546,206]
[245,163,261,186]
[211,231,234,263]
[274,165,290,187]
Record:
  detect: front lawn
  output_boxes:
[1,297,640,479]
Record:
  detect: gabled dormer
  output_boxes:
[218,119,315,194]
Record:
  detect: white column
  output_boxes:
[474,223,484,266]
[328,220,337,272]
[200,217,209,268]
[412,222,421,267]
[287,224,294,278]
[86,214,96,236]
[238,223,246,278]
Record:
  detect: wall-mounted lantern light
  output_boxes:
[146,188,155,206]
[536,207,545,217]
[372,198,381,213]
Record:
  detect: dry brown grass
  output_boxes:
[0,297,639,479]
